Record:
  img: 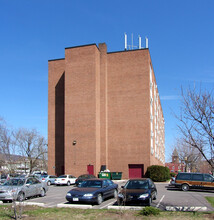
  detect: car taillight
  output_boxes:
[62,179,65,180]
[42,178,45,180]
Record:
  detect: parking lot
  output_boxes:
[13,181,214,212]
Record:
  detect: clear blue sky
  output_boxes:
[0,0,213,162]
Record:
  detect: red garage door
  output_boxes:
[87,165,94,175]
[128,164,144,178]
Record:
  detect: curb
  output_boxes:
[108,205,143,210]
[20,202,45,207]
[165,206,208,212]
[57,203,92,209]
[0,201,45,207]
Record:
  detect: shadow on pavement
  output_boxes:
[165,185,214,193]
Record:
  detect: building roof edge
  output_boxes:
[65,43,99,50]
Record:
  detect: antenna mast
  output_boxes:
[124,33,149,50]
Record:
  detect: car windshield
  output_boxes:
[79,180,102,188]
[125,180,149,189]
[3,179,25,186]
[58,175,67,178]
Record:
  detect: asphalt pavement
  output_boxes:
[1,181,213,212]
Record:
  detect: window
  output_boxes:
[102,180,109,188]
[192,174,203,181]
[148,179,155,188]
[59,175,67,178]
[177,173,191,180]
[204,174,213,182]
[32,177,40,184]
[107,179,113,185]
[26,178,33,184]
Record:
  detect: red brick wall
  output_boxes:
[48,44,165,178]
[48,59,65,176]
[107,49,151,178]
[64,45,100,177]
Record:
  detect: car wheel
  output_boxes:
[153,191,157,200]
[113,189,118,198]
[181,184,189,191]
[97,194,103,205]
[67,181,71,186]
[40,188,45,197]
[17,192,25,201]
[47,181,51,186]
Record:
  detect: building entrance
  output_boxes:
[128,164,144,178]
[87,165,94,175]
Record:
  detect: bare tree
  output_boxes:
[173,137,202,172]
[177,86,214,172]
[14,128,47,174]
[0,118,17,173]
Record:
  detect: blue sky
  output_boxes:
[0,0,213,162]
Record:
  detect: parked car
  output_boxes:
[55,175,76,186]
[66,178,118,205]
[170,176,176,185]
[75,174,96,186]
[40,175,57,186]
[174,172,214,191]
[18,174,27,178]
[117,178,157,206]
[32,171,48,176]
[0,174,7,185]
[0,177,48,202]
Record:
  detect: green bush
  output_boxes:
[138,206,160,216]
[145,165,170,182]
[170,172,176,177]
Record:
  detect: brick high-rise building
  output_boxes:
[48,43,165,179]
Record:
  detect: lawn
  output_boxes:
[205,197,214,208]
[0,205,213,220]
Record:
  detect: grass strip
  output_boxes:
[0,204,213,219]
[205,197,214,208]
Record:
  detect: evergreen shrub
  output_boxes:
[145,165,170,182]
[138,206,160,216]
[170,172,176,177]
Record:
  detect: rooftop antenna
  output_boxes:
[131,33,134,50]
[145,37,149,48]
[138,35,142,49]
[124,33,146,50]
[128,33,137,50]
[124,33,127,50]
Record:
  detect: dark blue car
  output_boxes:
[117,178,157,206]
[66,178,118,205]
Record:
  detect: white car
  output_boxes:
[55,175,77,186]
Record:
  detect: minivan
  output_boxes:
[175,172,214,191]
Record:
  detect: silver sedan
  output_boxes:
[0,177,48,202]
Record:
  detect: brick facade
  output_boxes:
[48,43,165,179]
